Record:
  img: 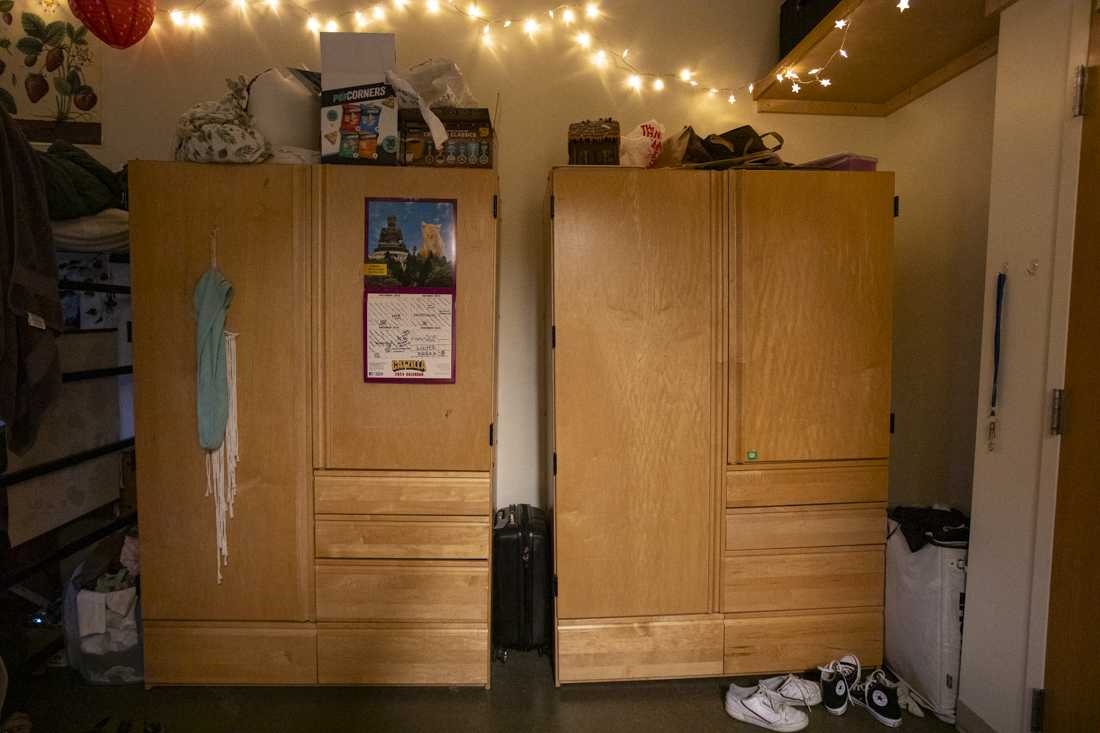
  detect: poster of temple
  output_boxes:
[364,198,456,289]
[0,0,103,144]
[363,198,458,383]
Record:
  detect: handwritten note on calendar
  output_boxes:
[364,292,455,381]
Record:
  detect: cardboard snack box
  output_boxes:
[400,108,493,169]
[320,83,400,165]
[320,32,400,165]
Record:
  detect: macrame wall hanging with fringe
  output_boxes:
[194,228,240,583]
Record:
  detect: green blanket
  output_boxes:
[193,269,233,451]
[37,140,125,221]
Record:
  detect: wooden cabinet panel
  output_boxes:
[315,517,489,559]
[552,168,718,619]
[144,622,317,685]
[722,548,885,613]
[557,615,724,683]
[316,168,497,471]
[317,624,487,685]
[731,170,893,463]
[315,561,488,621]
[130,162,313,622]
[726,504,885,551]
[314,471,490,516]
[726,461,888,508]
[724,608,883,675]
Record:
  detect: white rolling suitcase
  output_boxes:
[885,518,967,723]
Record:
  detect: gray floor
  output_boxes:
[28,652,958,732]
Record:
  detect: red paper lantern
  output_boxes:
[68,0,156,50]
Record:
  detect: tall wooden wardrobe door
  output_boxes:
[730,171,893,464]
[315,168,497,471]
[130,162,313,621]
[552,169,718,619]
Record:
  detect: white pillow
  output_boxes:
[248,68,320,150]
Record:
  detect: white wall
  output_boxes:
[958,1,1089,730]
[92,0,896,506]
[879,58,997,511]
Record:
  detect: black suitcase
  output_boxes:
[780,0,842,59]
[491,504,551,659]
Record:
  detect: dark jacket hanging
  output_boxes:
[0,109,63,458]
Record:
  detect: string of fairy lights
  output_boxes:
[161,0,916,102]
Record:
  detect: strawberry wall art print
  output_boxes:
[0,0,102,144]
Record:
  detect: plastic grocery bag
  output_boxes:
[619,120,665,168]
[401,58,480,109]
[387,71,449,149]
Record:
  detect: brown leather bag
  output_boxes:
[656,125,785,169]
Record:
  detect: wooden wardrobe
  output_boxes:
[549,167,892,684]
[130,162,498,686]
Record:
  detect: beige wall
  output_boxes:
[86,1,990,510]
[879,58,997,511]
[95,0,896,507]
[958,0,1090,731]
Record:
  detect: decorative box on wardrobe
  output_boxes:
[549,167,893,684]
[130,162,498,687]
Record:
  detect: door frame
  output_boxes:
[1022,0,1097,724]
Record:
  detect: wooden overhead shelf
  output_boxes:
[754,0,1000,117]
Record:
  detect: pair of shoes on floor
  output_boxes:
[724,674,822,731]
[820,654,902,727]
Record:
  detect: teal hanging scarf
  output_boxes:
[194,269,234,450]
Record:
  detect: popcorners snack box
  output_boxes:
[320,33,400,165]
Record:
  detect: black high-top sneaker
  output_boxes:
[818,654,862,715]
[851,668,903,727]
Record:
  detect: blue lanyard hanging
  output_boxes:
[987,271,1007,451]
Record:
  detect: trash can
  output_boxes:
[62,561,143,685]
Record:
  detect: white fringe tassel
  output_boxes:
[205,331,240,584]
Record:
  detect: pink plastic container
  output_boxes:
[798,153,879,171]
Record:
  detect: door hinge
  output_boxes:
[489,422,494,447]
[893,195,900,218]
[890,412,896,434]
[1073,64,1087,118]
[549,195,555,219]
[552,452,557,476]
[1050,389,1065,435]
[551,325,556,349]
[1030,688,1045,732]
[492,194,499,219]
[552,574,558,597]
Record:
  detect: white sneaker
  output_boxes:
[725,684,810,732]
[760,673,823,706]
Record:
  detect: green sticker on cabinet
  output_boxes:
[747,450,758,461]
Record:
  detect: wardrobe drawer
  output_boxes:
[722,548,884,613]
[725,504,884,551]
[726,463,888,508]
[315,517,489,560]
[314,472,491,516]
[557,615,724,683]
[317,623,488,685]
[315,561,488,622]
[143,621,317,685]
[724,608,883,676]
